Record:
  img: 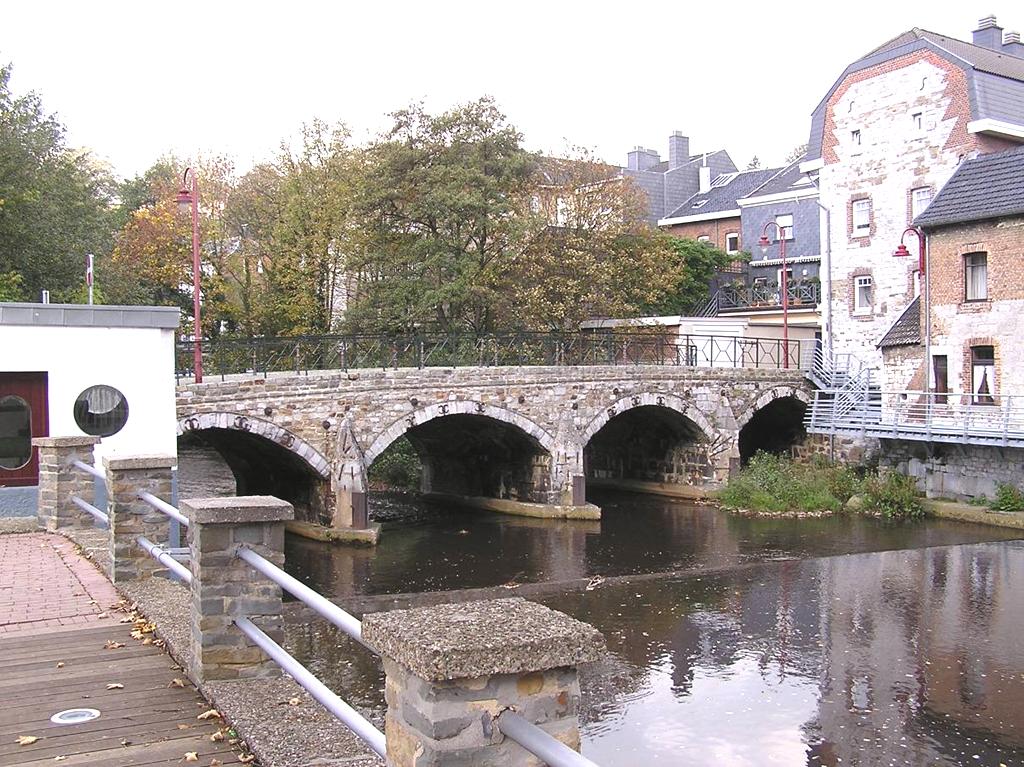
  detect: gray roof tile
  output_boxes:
[868,28,1024,81]
[664,167,780,219]
[878,296,921,348]
[915,145,1024,227]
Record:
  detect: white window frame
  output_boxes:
[775,214,794,241]
[964,252,988,301]
[911,187,932,220]
[725,232,740,254]
[852,199,871,236]
[697,235,711,243]
[854,275,873,315]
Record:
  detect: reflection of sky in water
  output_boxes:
[583,650,820,766]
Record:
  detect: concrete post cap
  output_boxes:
[362,597,605,681]
[180,496,295,525]
[32,436,101,448]
[103,454,177,471]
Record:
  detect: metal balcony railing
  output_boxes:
[806,389,1024,447]
[718,281,821,311]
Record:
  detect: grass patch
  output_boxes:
[719,453,924,519]
[989,482,1024,513]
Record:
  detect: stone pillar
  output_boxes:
[32,436,101,530]
[363,597,605,767]
[104,455,176,583]
[182,496,293,683]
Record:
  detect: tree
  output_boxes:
[0,64,116,301]
[343,98,537,335]
[785,143,809,164]
[508,149,679,331]
[643,237,738,315]
[746,155,762,170]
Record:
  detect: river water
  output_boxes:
[179,447,1024,766]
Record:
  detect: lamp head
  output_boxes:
[758,235,771,255]
[892,243,911,258]
[176,188,193,214]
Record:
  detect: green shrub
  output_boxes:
[718,452,853,514]
[989,482,1024,513]
[368,437,421,490]
[862,472,924,519]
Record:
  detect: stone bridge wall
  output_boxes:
[176,366,811,522]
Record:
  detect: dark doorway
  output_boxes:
[738,396,807,465]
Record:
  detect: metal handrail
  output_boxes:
[497,711,601,767]
[138,491,191,528]
[236,545,365,646]
[72,459,105,480]
[71,495,108,526]
[234,616,386,759]
[137,535,192,582]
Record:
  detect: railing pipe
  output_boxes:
[234,616,386,759]
[235,545,366,646]
[138,491,191,528]
[496,711,601,767]
[71,495,109,526]
[72,459,105,480]
[137,535,193,583]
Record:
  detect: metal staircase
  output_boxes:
[805,348,882,433]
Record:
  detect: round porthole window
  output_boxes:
[73,385,129,437]
[0,395,32,470]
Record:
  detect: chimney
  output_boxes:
[1004,30,1024,57]
[698,165,712,194]
[627,146,661,172]
[668,132,690,169]
[972,15,1003,50]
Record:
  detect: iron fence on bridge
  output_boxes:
[175,331,804,381]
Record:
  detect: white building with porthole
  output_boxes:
[0,303,179,516]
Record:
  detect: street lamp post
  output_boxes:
[758,221,790,368]
[176,168,202,383]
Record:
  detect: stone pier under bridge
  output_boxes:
[176,365,813,540]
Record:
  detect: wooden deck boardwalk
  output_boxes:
[0,533,237,766]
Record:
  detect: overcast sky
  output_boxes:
[3,2,1021,179]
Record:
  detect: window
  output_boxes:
[0,396,31,470]
[73,385,129,437]
[775,214,794,240]
[932,355,948,404]
[851,129,861,145]
[725,232,740,254]
[911,112,923,130]
[697,235,710,243]
[911,187,932,220]
[852,199,871,236]
[971,346,995,404]
[854,275,873,314]
[964,252,987,301]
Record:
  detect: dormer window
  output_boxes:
[692,200,708,209]
[911,112,923,130]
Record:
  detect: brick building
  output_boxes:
[803,16,1024,370]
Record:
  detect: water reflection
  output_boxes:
[281,490,1024,766]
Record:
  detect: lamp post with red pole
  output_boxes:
[758,221,790,368]
[176,168,202,384]
[894,226,928,393]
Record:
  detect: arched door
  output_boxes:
[0,373,49,487]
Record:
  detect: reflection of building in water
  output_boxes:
[812,544,1024,764]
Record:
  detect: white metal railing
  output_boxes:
[70,460,108,527]
[139,491,190,527]
[807,389,1024,445]
[496,711,601,767]
[137,535,193,582]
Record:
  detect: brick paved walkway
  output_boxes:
[0,533,119,635]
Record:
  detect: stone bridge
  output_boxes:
[176,365,813,532]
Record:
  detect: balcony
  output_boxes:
[718,281,821,312]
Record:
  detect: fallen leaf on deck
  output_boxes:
[197,709,222,721]
[184,752,199,762]
[288,697,301,706]
[104,640,125,649]
[120,738,132,747]
[210,730,225,742]
[169,678,186,688]
[106,683,124,690]
[210,760,222,767]
[176,724,191,730]
[16,735,39,746]
[56,661,65,668]
[238,755,255,764]
[55,756,67,761]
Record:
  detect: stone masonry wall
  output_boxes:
[880,439,1024,501]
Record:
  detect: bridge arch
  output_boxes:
[177,412,332,520]
[579,392,716,447]
[734,386,812,465]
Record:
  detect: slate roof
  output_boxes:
[867,28,1024,81]
[878,296,921,349]
[914,145,1024,227]
[663,167,780,219]
[744,160,814,198]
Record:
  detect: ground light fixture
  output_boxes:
[758,221,790,368]
[50,708,101,725]
[177,168,203,383]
